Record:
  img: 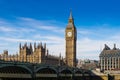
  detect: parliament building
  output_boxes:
[0,12,77,67]
[0,42,64,65]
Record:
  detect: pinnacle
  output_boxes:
[69,10,73,19]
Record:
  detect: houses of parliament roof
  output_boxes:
[99,44,120,57]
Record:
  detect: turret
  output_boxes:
[46,49,49,57]
[34,42,36,50]
[19,43,21,50]
[44,43,46,49]
[30,43,33,54]
[24,42,27,48]
[19,43,22,55]
[38,42,42,49]
[40,42,42,48]
[30,43,32,49]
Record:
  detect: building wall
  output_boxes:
[0,43,63,66]
[99,44,120,72]
[65,12,77,67]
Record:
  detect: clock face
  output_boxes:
[67,32,72,37]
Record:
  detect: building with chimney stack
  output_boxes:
[99,44,120,72]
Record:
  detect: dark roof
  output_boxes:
[99,44,120,57]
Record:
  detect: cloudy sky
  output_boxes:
[0,0,120,60]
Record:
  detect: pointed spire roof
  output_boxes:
[24,42,27,48]
[69,10,73,19]
[30,42,32,49]
[34,42,36,48]
[19,43,21,49]
[44,43,46,49]
[68,10,74,23]
[46,49,49,56]
[30,43,32,48]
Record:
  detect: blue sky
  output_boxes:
[0,0,120,60]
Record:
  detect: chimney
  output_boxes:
[113,44,117,50]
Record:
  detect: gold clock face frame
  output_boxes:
[67,32,72,37]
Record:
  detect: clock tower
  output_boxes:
[65,11,77,67]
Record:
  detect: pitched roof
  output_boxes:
[100,44,120,57]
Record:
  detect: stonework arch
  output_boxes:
[60,68,72,74]
[36,67,57,74]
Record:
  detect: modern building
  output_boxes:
[99,44,120,72]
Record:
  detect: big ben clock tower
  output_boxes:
[65,11,77,67]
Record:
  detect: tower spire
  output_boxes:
[69,10,74,23]
[69,10,73,19]
[19,43,21,50]
[30,43,33,54]
[34,42,36,51]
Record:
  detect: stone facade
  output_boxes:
[65,11,77,67]
[99,44,120,71]
[0,42,64,65]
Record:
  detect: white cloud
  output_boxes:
[109,33,120,40]
[47,43,65,57]
[35,25,64,33]
[17,17,65,33]
[42,36,64,42]
[0,20,6,24]
[0,26,17,32]
[0,37,33,42]
[18,17,35,21]
[1,17,120,60]
[76,35,120,60]
[77,29,93,35]
[39,26,57,30]
[0,35,64,44]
